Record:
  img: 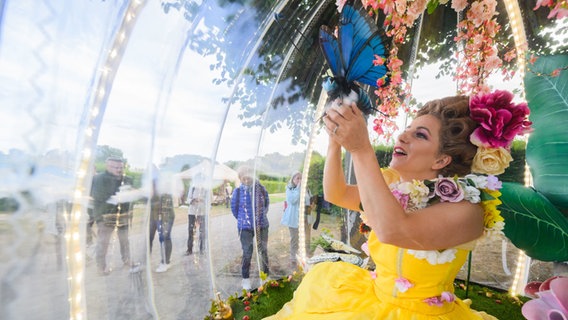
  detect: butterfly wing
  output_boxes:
[341,5,389,87]
[319,25,344,78]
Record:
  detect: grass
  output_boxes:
[206,275,529,320]
[454,279,529,319]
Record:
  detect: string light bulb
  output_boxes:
[65,1,147,319]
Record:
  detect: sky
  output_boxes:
[0,0,329,171]
[0,0,564,172]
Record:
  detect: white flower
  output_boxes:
[397,181,414,194]
[463,185,481,203]
[407,248,457,265]
[484,221,505,241]
[465,174,488,189]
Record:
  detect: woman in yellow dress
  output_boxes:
[266,92,530,319]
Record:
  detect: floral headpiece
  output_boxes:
[468,90,532,175]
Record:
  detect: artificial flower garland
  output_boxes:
[360,173,505,246]
[389,173,505,239]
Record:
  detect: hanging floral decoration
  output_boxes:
[534,0,568,19]
[336,0,559,138]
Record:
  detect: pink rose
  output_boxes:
[469,90,532,149]
[435,178,464,202]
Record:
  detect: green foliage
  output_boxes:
[0,197,19,213]
[525,54,568,210]
[374,145,393,168]
[454,280,528,320]
[205,273,304,320]
[258,173,286,182]
[498,54,568,262]
[499,182,568,261]
[307,157,325,196]
[499,140,527,184]
[261,180,287,194]
[95,145,124,164]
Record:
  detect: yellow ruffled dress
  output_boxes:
[265,232,497,319]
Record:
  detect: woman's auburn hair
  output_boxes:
[416,95,478,177]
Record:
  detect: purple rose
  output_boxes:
[469,90,532,148]
[435,178,464,202]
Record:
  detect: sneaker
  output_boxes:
[155,263,169,273]
[242,278,251,290]
[97,268,110,276]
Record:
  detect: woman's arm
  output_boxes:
[349,146,484,249]
[322,138,361,211]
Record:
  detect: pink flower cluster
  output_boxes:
[391,188,410,210]
[423,291,456,307]
[469,90,532,149]
[453,0,505,95]
[358,0,429,139]
[395,277,413,293]
[523,276,568,320]
[534,0,568,19]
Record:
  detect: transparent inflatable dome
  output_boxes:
[0,0,566,319]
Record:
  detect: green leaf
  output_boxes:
[427,0,439,14]
[499,182,568,261]
[524,54,568,210]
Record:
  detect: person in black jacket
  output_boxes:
[91,157,133,275]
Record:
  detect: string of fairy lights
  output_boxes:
[503,0,532,297]
[66,1,146,319]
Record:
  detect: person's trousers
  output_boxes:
[239,227,269,279]
[150,219,174,264]
[289,227,299,265]
[187,215,205,253]
[95,222,130,270]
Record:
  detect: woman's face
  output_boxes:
[240,174,253,186]
[292,174,301,186]
[389,114,450,181]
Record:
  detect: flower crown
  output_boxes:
[468,90,532,175]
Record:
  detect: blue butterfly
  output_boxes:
[319,5,390,115]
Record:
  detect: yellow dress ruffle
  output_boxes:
[265,233,497,319]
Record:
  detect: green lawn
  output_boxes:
[206,277,529,319]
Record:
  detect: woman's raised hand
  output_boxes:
[323,101,372,154]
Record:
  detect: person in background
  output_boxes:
[149,177,176,273]
[280,172,313,269]
[224,181,233,208]
[185,174,208,255]
[231,166,270,290]
[303,181,315,253]
[91,157,133,276]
